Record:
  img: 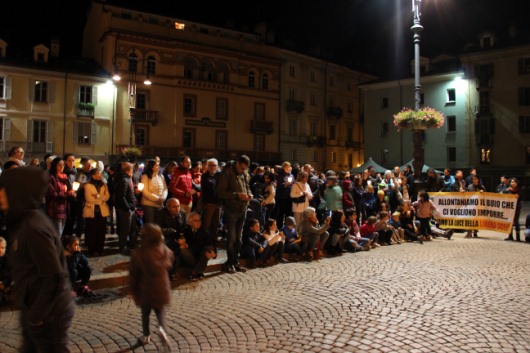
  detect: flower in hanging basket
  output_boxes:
[393,107,445,130]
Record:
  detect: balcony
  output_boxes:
[77,103,95,118]
[345,140,361,149]
[307,135,326,147]
[476,76,492,90]
[326,106,343,119]
[285,100,305,113]
[132,109,158,125]
[250,120,274,134]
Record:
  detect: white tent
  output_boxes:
[350,157,389,174]
[400,159,442,174]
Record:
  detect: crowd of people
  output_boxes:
[0,145,528,350]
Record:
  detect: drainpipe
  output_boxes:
[62,72,68,156]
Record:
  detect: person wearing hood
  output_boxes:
[0,166,74,352]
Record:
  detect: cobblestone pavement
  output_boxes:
[1,233,530,352]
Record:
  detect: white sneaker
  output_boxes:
[137,335,150,346]
[158,327,172,351]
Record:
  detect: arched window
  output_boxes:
[261,73,269,90]
[146,56,156,75]
[184,58,199,79]
[217,62,229,83]
[128,52,138,73]
[248,71,256,88]
[202,60,215,82]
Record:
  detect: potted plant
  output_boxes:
[393,107,445,131]
[78,102,96,111]
[123,146,142,162]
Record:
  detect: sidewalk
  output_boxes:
[87,202,530,290]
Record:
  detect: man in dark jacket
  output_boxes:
[114,162,138,255]
[200,158,221,249]
[0,166,74,353]
[216,155,252,274]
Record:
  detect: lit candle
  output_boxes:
[72,182,80,191]
[287,176,293,183]
[137,183,145,191]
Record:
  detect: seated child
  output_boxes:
[0,236,12,305]
[374,211,395,246]
[360,216,380,248]
[344,208,371,251]
[63,235,94,297]
[388,211,405,243]
[262,219,287,265]
[281,216,303,260]
[241,219,269,268]
[327,210,354,254]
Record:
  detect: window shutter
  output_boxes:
[48,81,55,103]
[46,120,53,153]
[92,86,98,105]
[73,121,79,144]
[26,120,33,152]
[73,83,80,106]
[5,77,12,100]
[3,118,11,141]
[90,122,97,145]
[28,80,35,102]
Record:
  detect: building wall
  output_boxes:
[362,72,473,171]
[0,64,114,162]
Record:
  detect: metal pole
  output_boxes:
[411,0,425,186]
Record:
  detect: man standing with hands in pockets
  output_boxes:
[217,155,253,274]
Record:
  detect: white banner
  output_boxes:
[430,192,518,234]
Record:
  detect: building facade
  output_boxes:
[0,39,114,162]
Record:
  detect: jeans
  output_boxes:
[224,209,246,266]
[116,208,137,250]
[201,203,221,247]
[301,231,329,254]
[142,205,160,224]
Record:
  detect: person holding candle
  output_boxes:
[47,157,76,236]
[140,159,168,224]
[83,168,110,256]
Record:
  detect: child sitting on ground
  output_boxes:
[262,219,287,265]
[374,211,397,246]
[63,235,94,297]
[360,216,380,248]
[344,208,371,251]
[388,211,405,243]
[241,219,269,268]
[0,236,12,305]
[281,217,303,261]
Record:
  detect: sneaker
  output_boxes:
[445,229,454,240]
[226,265,236,274]
[158,327,172,351]
[234,264,247,273]
[137,335,151,346]
[188,273,199,282]
[418,236,424,244]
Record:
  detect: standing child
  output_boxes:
[412,190,437,241]
[129,223,174,349]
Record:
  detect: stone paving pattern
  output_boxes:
[1,210,529,352]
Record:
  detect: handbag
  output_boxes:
[291,184,306,204]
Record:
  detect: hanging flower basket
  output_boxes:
[393,107,445,131]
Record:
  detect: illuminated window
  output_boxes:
[481,148,491,164]
[174,22,186,30]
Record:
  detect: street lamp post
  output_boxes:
[113,50,153,148]
[411,0,425,184]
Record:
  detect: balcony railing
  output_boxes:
[345,140,361,149]
[250,120,274,134]
[115,145,281,164]
[307,135,326,147]
[326,106,343,119]
[286,100,305,113]
[132,109,158,125]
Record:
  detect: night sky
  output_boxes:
[1,0,528,78]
